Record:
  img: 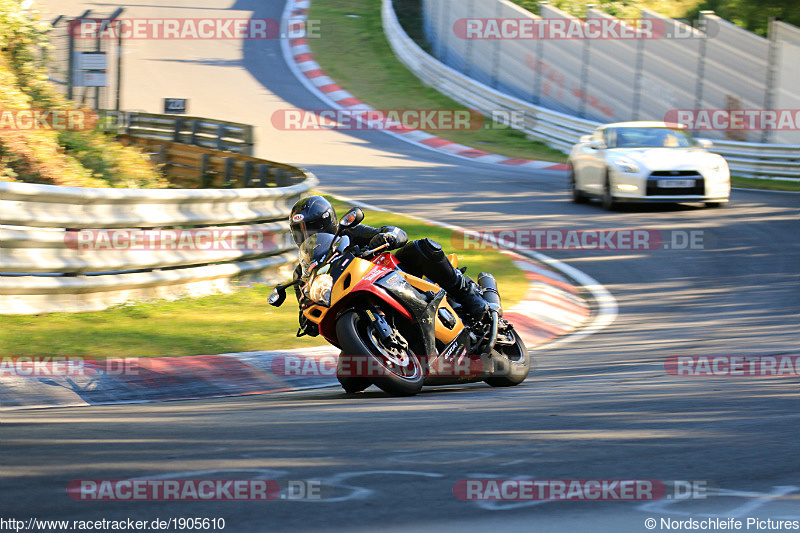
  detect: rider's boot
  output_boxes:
[439,268,489,323]
[395,238,488,323]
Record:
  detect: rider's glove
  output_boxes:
[368,232,398,251]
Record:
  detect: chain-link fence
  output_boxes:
[48,8,124,112]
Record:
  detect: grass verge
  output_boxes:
[0,196,531,358]
[731,176,800,192]
[306,0,566,162]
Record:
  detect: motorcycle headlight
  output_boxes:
[308,273,333,307]
[611,157,640,173]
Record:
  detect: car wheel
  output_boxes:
[568,168,588,204]
[601,171,617,211]
[705,201,726,208]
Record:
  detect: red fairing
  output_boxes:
[372,252,400,269]
[317,265,413,344]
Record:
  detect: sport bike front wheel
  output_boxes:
[336,311,424,397]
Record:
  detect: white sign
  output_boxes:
[75,71,107,87]
[75,52,107,70]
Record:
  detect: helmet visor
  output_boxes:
[291,216,333,247]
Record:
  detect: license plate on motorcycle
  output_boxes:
[658,179,695,188]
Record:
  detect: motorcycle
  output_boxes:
[268,207,531,397]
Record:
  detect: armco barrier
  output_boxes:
[383,0,800,180]
[118,135,301,188]
[102,112,255,156]
[0,170,317,314]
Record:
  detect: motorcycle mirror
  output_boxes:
[339,207,364,228]
[268,286,287,307]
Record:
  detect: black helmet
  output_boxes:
[289,195,337,246]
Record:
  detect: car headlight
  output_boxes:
[611,157,640,173]
[308,274,333,307]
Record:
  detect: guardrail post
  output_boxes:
[243,161,254,187]
[190,120,200,146]
[126,112,137,135]
[173,117,184,143]
[217,124,227,152]
[243,126,255,156]
[258,164,270,187]
[275,168,289,187]
[223,157,235,188]
[155,144,167,165]
[200,153,211,188]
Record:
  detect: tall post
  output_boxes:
[762,17,778,143]
[437,0,450,63]
[694,12,713,116]
[67,19,75,100]
[631,16,645,120]
[116,19,122,111]
[532,2,549,103]
[490,0,504,88]
[464,0,475,77]
[578,31,591,118]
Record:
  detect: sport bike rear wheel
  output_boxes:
[484,329,530,387]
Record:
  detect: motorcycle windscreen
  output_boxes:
[299,233,336,278]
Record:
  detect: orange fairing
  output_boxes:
[302,255,464,346]
[302,257,394,325]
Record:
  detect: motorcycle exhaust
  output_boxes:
[477,272,502,357]
[477,272,503,317]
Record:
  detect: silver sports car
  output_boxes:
[568,121,730,209]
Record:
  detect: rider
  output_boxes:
[289,195,488,336]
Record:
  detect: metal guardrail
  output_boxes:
[119,135,302,188]
[383,0,800,180]
[103,112,255,155]
[0,167,317,314]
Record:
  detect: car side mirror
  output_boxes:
[339,207,364,228]
[696,139,713,149]
[589,140,606,150]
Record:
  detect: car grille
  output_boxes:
[646,171,705,196]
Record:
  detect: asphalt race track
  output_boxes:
[2,1,799,532]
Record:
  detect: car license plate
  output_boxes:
[658,179,695,188]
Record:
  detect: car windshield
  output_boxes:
[607,127,695,149]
